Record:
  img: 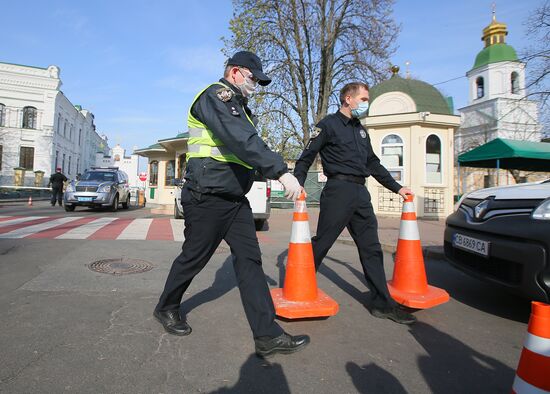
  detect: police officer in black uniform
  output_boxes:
[294,82,416,325]
[49,167,67,206]
[154,51,310,357]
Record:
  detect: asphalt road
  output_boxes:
[0,201,530,393]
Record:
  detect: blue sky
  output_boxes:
[1,0,542,153]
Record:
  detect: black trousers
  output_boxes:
[312,179,396,309]
[156,187,283,339]
[51,187,63,205]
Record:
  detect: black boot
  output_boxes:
[370,305,417,325]
[153,309,192,336]
[255,332,310,358]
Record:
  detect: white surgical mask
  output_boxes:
[237,69,258,97]
[351,101,369,118]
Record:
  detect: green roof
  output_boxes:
[134,143,165,152]
[458,138,550,171]
[158,132,189,142]
[369,75,452,115]
[473,44,518,70]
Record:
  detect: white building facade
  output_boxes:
[95,144,140,187]
[0,61,109,186]
[456,13,543,189]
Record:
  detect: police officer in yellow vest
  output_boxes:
[154,51,309,358]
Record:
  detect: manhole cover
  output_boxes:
[87,258,154,275]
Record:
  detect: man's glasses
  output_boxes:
[238,68,259,83]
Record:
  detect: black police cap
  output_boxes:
[227,51,271,86]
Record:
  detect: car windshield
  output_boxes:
[81,171,116,182]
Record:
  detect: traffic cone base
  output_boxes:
[270,288,339,319]
[271,193,339,319]
[387,195,449,309]
[387,282,449,309]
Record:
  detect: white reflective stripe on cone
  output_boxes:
[513,375,548,394]
[294,200,307,213]
[290,221,311,243]
[524,333,550,357]
[398,220,420,241]
[402,202,415,213]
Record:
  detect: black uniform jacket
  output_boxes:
[185,78,288,198]
[49,173,67,189]
[294,111,402,193]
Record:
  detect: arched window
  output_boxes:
[0,103,5,127]
[149,161,159,186]
[511,72,519,94]
[381,134,404,181]
[22,106,37,129]
[426,134,442,184]
[476,77,484,99]
[165,160,176,186]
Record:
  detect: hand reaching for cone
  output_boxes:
[278,173,302,201]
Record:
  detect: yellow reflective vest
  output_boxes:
[186,82,252,169]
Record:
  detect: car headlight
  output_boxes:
[532,198,550,220]
[66,184,75,192]
[98,184,112,193]
[454,193,470,211]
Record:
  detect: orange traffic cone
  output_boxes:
[387,195,449,309]
[28,196,33,206]
[512,301,550,393]
[270,194,339,319]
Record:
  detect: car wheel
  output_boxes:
[122,194,130,209]
[174,200,184,219]
[110,195,119,212]
[64,204,75,212]
[255,219,265,231]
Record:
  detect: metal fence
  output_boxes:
[0,186,51,200]
[271,171,326,208]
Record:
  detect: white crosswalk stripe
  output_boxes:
[0,217,83,239]
[56,217,118,239]
[170,219,184,242]
[0,216,47,228]
[116,218,153,240]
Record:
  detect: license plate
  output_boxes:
[452,233,490,257]
[78,197,93,202]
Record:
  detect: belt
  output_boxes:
[329,174,366,184]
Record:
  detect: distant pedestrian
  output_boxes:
[48,167,67,207]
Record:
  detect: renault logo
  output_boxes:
[474,200,490,219]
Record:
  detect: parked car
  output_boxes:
[64,167,131,212]
[174,172,271,230]
[444,179,550,302]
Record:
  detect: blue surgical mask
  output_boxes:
[351,101,369,118]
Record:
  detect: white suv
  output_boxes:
[174,173,271,230]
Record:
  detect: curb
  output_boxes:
[336,237,446,260]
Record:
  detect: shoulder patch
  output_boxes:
[311,126,322,139]
[216,87,233,102]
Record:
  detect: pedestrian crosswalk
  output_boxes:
[0,215,185,241]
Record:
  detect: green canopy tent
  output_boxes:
[457,138,550,192]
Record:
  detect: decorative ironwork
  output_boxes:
[377,187,402,212]
[424,188,445,214]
